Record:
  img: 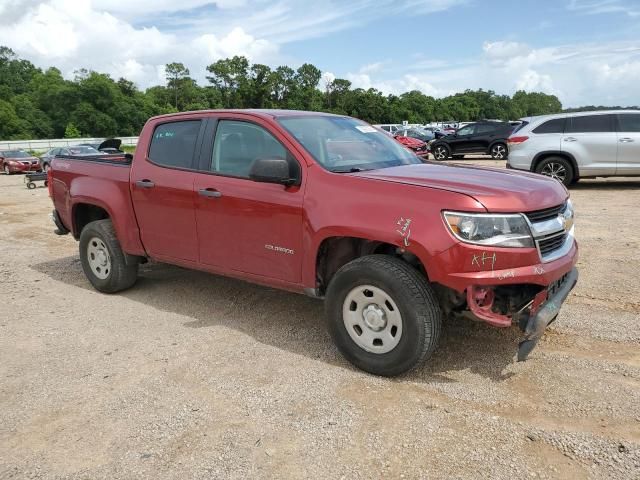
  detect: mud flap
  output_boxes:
[517,267,579,361]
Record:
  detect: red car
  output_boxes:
[1,150,42,174]
[49,110,578,376]
[393,134,429,157]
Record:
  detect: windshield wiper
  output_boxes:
[331,167,365,173]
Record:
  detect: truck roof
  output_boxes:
[150,109,345,122]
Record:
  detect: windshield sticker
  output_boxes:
[396,217,412,247]
[355,125,377,133]
[154,131,175,139]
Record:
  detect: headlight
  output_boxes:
[443,211,534,247]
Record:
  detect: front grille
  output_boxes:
[525,202,566,223]
[538,232,567,256]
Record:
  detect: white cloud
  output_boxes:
[347,39,640,107]
[0,0,278,87]
[568,0,640,17]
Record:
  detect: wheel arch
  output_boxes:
[310,234,431,297]
[531,151,579,178]
[72,202,111,239]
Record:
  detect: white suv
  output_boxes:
[507,110,640,186]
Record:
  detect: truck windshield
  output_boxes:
[278,116,421,172]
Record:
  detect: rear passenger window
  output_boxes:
[212,120,298,179]
[617,114,640,132]
[532,118,565,134]
[475,124,496,134]
[148,120,201,169]
[566,115,614,133]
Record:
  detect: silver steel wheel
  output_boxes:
[433,146,448,160]
[491,144,506,159]
[342,285,403,354]
[86,236,112,280]
[4,165,9,175]
[540,162,567,182]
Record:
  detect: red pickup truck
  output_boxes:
[49,110,578,376]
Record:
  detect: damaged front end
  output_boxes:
[440,268,579,361]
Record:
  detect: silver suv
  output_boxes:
[507,110,640,186]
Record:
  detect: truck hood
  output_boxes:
[352,163,568,212]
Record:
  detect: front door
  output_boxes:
[194,117,305,284]
[616,113,640,176]
[447,124,476,153]
[130,118,204,262]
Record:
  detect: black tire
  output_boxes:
[490,143,508,159]
[79,219,138,293]
[535,156,574,186]
[432,144,450,161]
[452,154,465,160]
[325,255,442,376]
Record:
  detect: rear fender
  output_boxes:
[69,176,145,255]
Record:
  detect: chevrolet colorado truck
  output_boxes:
[48,110,578,376]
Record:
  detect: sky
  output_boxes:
[0,0,639,107]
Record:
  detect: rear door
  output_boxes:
[615,113,640,176]
[561,114,617,176]
[193,115,305,284]
[474,123,501,152]
[130,118,205,262]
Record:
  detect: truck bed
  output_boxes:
[50,153,144,255]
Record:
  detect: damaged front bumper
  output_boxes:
[515,267,578,361]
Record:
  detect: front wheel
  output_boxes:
[79,219,138,293]
[535,156,574,186]
[490,143,508,159]
[4,165,11,175]
[432,145,450,161]
[325,255,442,376]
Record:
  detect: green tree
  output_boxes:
[165,62,190,109]
[64,122,81,138]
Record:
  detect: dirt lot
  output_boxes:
[1,161,639,480]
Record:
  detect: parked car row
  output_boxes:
[1,139,124,174]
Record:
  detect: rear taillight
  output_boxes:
[47,168,53,197]
[508,136,529,144]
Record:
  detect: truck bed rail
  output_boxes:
[55,153,132,165]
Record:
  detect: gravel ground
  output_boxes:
[0,161,639,480]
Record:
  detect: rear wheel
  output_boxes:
[79,219,138,293]
[4,165,10,175]
[432,145,450,161]
[325,255,442,376]
[535,156,574,186]
[490,143,508,159]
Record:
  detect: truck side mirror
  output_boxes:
[249,158,296,186]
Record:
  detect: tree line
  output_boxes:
[0,45,590,141]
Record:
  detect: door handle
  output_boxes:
[619,137,635,143]
[563,137,577,142]
[198,188,222,198]
[136,179,155,188]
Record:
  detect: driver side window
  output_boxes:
[212,120,298,179]
[456,125,474,136]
